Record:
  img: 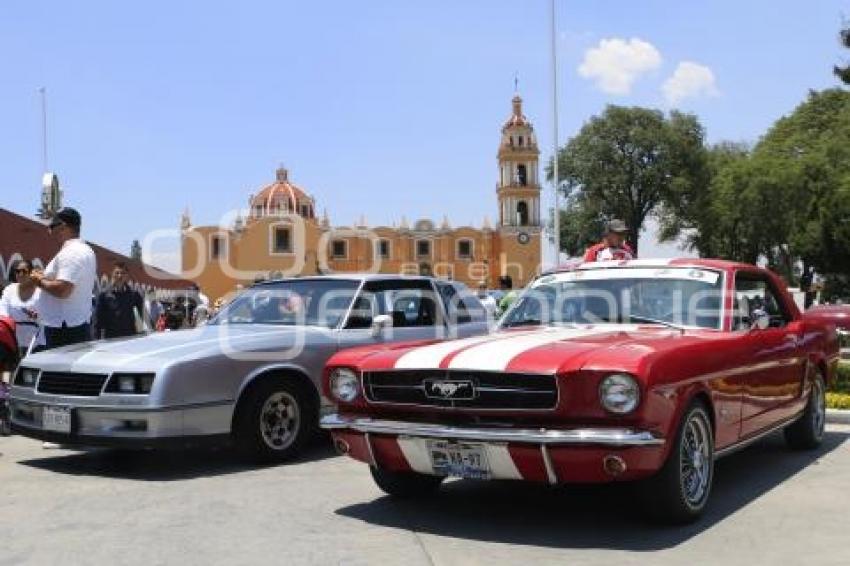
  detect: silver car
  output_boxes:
[9,275,490,462]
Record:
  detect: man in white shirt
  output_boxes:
[477,282,498,321]
[30,208,97,349]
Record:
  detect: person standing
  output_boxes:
[476,282,498,321]
[0,259,45,357]
[95,261,144,339]
[583,219,636,262]
[30,208,97,349]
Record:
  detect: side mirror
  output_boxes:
[750,311,770,331]
[371,314,392,337]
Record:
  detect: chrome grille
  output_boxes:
[363,370,558,409]
[37,372,108,396]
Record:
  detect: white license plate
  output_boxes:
[42,406,72,433]
[429,440,490,480]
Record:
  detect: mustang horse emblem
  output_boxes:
[424,379,475,400]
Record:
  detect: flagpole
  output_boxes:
[550,0,561,267]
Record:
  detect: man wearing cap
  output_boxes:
[30,207,97,349]
[583,219,636,262]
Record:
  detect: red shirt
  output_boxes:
[583,241,635,263]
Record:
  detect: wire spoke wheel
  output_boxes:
[679,412,712,508]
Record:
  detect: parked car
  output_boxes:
[321,259,839,523]
[9,275,489,462]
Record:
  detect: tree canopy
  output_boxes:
[547,105,707,257]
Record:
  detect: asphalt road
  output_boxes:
[1,426,848,566]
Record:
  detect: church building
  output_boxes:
[181,94,543,300]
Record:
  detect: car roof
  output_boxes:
[253,273,453,287]
[542,257,755,276]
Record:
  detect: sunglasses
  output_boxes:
[15,268,30,274]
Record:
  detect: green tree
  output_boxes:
[547,105,708,256]
[835,25,850,84]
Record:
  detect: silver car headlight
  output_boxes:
[105,373,155,394]
[330,368,359,402]
[14,367,39,388]
[599,373,640,414]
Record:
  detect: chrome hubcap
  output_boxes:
[259,391,300,451]
[813,379,826,439]
[680,412,712,507]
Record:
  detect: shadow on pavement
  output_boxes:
[335,430,849,551]
[16,437,337,481]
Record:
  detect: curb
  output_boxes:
[826,409,850,425]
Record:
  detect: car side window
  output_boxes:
[436,282,472,325]
[733,274,790,330]
[362,280,440,328]
[343,293,374,329]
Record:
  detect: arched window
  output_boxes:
[516,164,527,186]
[516,201,529,226]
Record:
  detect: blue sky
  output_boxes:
[1,0,848,270]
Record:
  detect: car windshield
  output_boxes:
[501,267,724,330]
[210,279,360,328]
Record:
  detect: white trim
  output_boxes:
[268,222,294,256]
[208,233,228,261]
[330,239,349,260]
[456,238,474,260]
[415,238,432,259]
[376,238,392,260]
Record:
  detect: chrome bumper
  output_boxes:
[320,414,664,447]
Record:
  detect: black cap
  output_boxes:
[50,207,82,229]
[606,219,628,234]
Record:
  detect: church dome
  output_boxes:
[249,167,315,219]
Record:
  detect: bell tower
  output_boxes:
[497,94,541,229]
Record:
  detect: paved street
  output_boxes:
[1,426,848,566]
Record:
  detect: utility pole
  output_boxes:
[549,0,561,266]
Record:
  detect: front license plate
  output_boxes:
[429,440,490,480]
[42,406,72,433]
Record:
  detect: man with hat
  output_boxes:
[30,207,97,349]
[583,219,636,262]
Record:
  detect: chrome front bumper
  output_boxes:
[320,414,664,447]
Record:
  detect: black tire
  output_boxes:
[784,372,826,450]
[232,378,317,464]
[370,466,444,498]
[642,402,715,524]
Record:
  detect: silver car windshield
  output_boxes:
[501,267,724,330]
[211,279,360,328]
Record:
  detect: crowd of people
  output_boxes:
[0,207,213,363]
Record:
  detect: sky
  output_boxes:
[1,0,848,272]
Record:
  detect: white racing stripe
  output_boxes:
[447,325,631,371]
[393,333,514,369]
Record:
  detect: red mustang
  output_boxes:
[321,260,839,522]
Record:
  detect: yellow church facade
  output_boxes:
[181,95,543,301]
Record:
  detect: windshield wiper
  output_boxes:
[626,315,687,333]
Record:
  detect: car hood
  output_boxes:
[355,324,720,375]
[21,324,335,372]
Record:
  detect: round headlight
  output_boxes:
[599,373,640,414]
[330,368,359,402]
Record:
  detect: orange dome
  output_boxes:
[249,167,315,219]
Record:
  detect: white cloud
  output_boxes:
[662,61,719,105]
[578,37,662,95]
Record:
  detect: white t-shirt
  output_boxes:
[0,283,45,348]
[40,238,97,327]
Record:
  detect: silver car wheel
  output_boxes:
[680,411,712,508]
[259,391,300,451]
